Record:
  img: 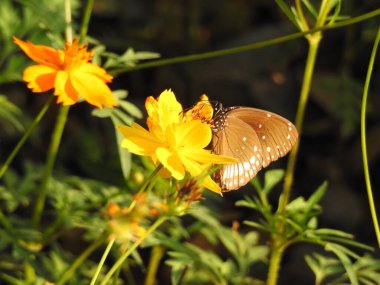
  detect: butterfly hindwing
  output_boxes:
[212,107,298,192]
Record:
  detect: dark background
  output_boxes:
[2,0,380,284]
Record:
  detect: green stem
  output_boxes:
[144,245,165,285]
[78,0,94,43]
[266,245,285,285]
[268,32,321,285]
[64,0,73,42]
[90,238,115,285]
[281,36,321,213]
[110,9,380,75]
[0,96,53,179]
[361,27,380,248]
[0,206,15,236]
[128,164,163,211]
[32,105,70,226]
[100,216,168,285]
[56,238,106,285]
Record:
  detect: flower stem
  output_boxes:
[128,164,163,211]
[144,245,165,285]
[100,216,168,285]
[267,33,321,285]
[0,96,53,179]
[56,238,106,285]
[79,0,94,42]
[266,245,285,285]
[281,36,321,211]
[361,27,380,248]
[90,238,115,285]
[64,0,73,42]
[32,105,70,226]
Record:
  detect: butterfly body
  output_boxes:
[210,104,298,192]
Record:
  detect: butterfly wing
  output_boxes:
[213,107,298,191]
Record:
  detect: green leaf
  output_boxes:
[305,181,328,213]
[314,228,353,239]
[118,100,143,119]
[263,169,284,195]
[325,243,359,285]
[274,0,299,28]
[302,0,318,19]
[0,95,25,132]
[113,119,132,179]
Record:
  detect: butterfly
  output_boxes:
[188,95,298,192]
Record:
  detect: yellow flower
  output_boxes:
[118,90,236,194]
[13,37,116,109]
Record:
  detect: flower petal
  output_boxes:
[13,37,63,67]
[23,65,56,92]
[201,176,222,194]
[186,149,237,164]
[176,120,211,149]
[156,147,185,180]
[54,71,78,105]
[76,63,113,82]
[157,90,183,131]
[178,151,205,177]
[70,71,116,108]
[118,123,161,156]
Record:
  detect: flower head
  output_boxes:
[13,37,116,109]
[118,90,236,194]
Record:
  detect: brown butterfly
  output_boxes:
[189,96,298,192]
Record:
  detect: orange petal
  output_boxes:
[23,65,56,92]
[156,147,185,180]
[70,71,116,108]
[54,71,78,105]
[13,37,63,67]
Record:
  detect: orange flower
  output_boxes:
[13,37,116,109]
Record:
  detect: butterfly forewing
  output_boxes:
[213,107,298,192]
[213,116,265,190]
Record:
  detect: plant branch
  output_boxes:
[110,9,380,75]
[361,27,380,248]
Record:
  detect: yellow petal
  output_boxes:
[23,65,56,92]
[13,37,63,67]
[118,124,161,156]
[76,63,113,82]
[178,151,205,177]
[187,149,237,164]
[157,90,183,131]
[54,71,78,105]
[156,147,185,180]
[175,120,211,149]
[201,176,222,194]
[70,71,116,108]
